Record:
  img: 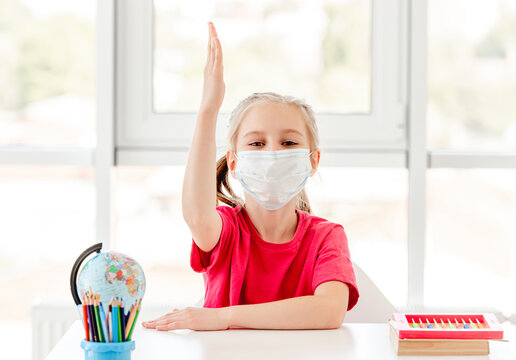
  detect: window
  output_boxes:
[0,2,97,357]
[0,166,95,359]
[307,167,408,307]
[116,0,406,150]
[0,0,96,147]
[115,166,204,304]
[427,0,516,150]
[426,169,516,310]
[153,0,371,114]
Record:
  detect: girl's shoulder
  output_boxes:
[301,210,346,237]
[215,203,245,221]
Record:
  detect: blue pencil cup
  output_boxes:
[81,340,135,360]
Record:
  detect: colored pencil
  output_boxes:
[93,296,105,342]
[125,303,136,339]
[86,296,93,341]
[108,297,113,342]
[117,298,123,342]
[87,296,98,341]
[125,305,132,330]
[125,306,130,326]
[127,299,141,341]
[96,296,106,342]
[112,299,119,343]
[120,299,126,341]
[87,294,99,342]
[98,297,110,343]
[82,296,89,341]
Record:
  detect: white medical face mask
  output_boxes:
[234,148,313,211]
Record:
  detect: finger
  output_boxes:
[144,315,167,324]
[142,318,163,328]
[210,22,219,39]
[143,309,179,326]
[153,309,180,321]
[214,37,223,65]
[210,38,216,66]
[155,314,185,326]
[206,34,213,64]
[143,319,162,326]
[157,321,187,331]
[214,38,219,65]
[218,38,223,63]
[207,22,212,57]
[142,321,156,329]
[144,317,173,328]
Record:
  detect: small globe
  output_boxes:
[77,251,145,308]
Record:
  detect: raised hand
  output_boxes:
[199,21,225,115]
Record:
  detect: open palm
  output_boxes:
[200,22,225,115]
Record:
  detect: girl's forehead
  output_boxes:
[238,102,308,136]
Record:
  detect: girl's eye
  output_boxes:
[283,141,297,146]
[249,142,264,146]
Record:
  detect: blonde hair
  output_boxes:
[216,92,320,214]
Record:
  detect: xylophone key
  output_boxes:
[419,318,425,328]
[434,318,441,329]
[425,318,433,329]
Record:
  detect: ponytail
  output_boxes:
[296,188,313,214]
[216,155,243,208]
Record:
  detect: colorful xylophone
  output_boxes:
[391,313,504,340]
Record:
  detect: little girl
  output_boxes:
[142,22,359,331]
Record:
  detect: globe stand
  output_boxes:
[70,242,103,322]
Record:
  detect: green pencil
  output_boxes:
[93,296,105,342]
[117,298,122,342]
[127,299,141,341]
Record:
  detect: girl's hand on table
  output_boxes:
[142,306,230,331]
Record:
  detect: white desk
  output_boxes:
[46,321,514,360]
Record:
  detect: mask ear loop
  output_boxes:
[308,149,318,177]
[230,151,238,178]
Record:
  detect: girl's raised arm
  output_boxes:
[181,22,225,253]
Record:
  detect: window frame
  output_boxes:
[115,0,408,152]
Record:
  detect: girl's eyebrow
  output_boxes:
[242,130,263,138]
[282,129,304,136]
[242,129,303,138]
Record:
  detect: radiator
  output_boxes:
[30,300,77,360]
[30,297,203,360]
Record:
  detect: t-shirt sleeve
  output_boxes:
[312,224,359,311]
[190,205,237,273]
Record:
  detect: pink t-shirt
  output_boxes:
[190,204,359,311]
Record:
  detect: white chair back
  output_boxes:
[343,262,396,323]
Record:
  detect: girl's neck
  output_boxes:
[243,199,299,244]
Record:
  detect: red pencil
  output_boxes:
[82,295,89,341]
